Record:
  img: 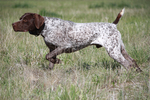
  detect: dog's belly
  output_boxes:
[64,44,89,53]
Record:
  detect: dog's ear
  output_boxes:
[33,14,45,29]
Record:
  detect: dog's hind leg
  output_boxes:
[121,45,142,72]
[91,37,131,70]
[105,45,131,70]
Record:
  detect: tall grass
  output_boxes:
[0,0,150,99]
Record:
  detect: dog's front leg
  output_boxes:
[46,47,65,69]
[47,56,61,70]
[46,47,65,60]
[49,56,61,64]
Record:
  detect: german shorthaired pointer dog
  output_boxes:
[12,8,142,72]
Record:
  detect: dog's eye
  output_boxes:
[23,19,27,22]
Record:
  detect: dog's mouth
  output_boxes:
[23,30,28,32]
[13,28,28,32]
[12,23,28,32]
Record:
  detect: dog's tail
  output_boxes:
[113,8,125,25]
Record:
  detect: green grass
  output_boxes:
[88,0,149,9]
[12,3,33,8]
[0,0,150,99]
[39,9,62,18]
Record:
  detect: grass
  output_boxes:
[89,2,132,9]
[0,0,150,99]
[88,1,149,9]
[12,3,33,8]
[39,9,62,18]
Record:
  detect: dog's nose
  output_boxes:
[12,23,17,31]
[12,23,16,26]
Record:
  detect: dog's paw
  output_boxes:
[49,58,61,64]
[49,62,54,70]
[46,54,50,60]
[55,58,61,64]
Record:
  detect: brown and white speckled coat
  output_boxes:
[12,8,142,72]
[42,17,118,51]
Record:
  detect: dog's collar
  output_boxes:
[29,23,45,37]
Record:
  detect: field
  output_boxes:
[0,0,150,99]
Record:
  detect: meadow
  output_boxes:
[0,0,150,99]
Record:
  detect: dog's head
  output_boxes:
[12,13,45,36]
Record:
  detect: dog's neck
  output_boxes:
[29,23,45,37]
